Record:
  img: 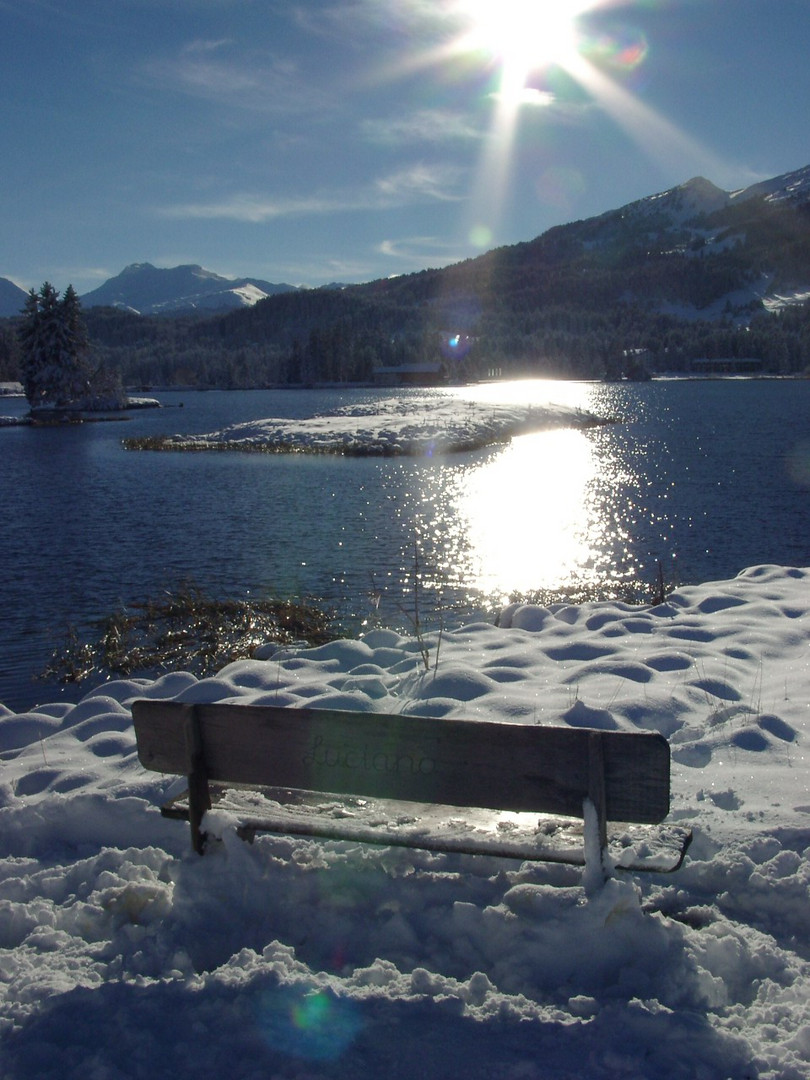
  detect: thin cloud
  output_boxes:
[288,1,441,43]
[280,253,381,286]
[140,39,327,116]
[159,193,346,223]
[183,38,234,55]
[53,266,114,288]
[374,163,465,203]
[361,108,483,145]
[378,236,466,264]
[159,163,465,222]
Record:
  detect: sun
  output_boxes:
[452,0,591,99]
[447,0,599,247]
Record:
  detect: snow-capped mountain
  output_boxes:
[622,175,732,225]
[0,276,29,318]
[612,164,810,225]
[731,163,810,206]
[502,162,810,321]
[80,263,298,315]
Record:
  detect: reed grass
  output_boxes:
[507,562,675,610]
[41,583,336,684]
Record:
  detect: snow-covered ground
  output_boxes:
[128,396,607,455]
[1,565,810,1078]
[763,288,810,314]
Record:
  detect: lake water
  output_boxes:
[1,378,809,712]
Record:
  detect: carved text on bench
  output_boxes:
[303,735,435,776]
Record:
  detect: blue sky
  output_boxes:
[3,0,808,295]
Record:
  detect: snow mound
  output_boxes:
[2,565,810,1078]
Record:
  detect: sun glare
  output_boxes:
[446,0,602,247]
[455,428,599,597]
[453,0,589,99]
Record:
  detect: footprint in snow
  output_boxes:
[645,652,693,672]
[699,788,742,811]
[696,595,747,614]
[672,743,713,768]
[691,678,742,702]
[544,643,616,662]
[561,700,617,730]
[666,626,717,643]
[758,714,797,742]
[731,728,771,752]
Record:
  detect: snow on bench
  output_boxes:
[131,700,692,878]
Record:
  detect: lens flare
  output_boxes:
[581,26,649,72]
[257,985,364,1062]
[468,223,493,247]
[449,0,601,246]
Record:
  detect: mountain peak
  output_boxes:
[0,276,29,318]
[634,176,730,221]
[80,263,298,315]
[680,175,725,199]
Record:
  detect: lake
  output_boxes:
[1,378,808,713]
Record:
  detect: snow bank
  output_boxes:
[1,566,810,1078]
[124,396,609,455]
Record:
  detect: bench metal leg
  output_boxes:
[585,732,609,886]
[185,708,212,855]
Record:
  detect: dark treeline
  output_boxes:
[1,288,809,389]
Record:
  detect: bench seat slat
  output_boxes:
[133,700,671,824]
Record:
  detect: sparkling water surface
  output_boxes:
[1,379,808,711]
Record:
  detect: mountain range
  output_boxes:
[402,162,810,330]
[3,164,810,322]
[79,263,298,315]
[0,263,298,319]
[501,163,810,320]
[3,163,810,382]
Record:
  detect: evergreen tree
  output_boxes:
[18,282,92,408]
[0,321,20,380]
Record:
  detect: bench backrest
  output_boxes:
[132,700,670,824]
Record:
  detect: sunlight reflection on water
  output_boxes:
[445,377,593,411]
[423,380,632,601]
[454,428,598,596]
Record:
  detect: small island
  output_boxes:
[123,397,613,457]
[13,281,144,424]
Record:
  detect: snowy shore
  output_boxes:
[123,396,610,455]
[1,565,810,1078]
[0,395,161,426]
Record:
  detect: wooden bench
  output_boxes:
[132,700,692,876]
